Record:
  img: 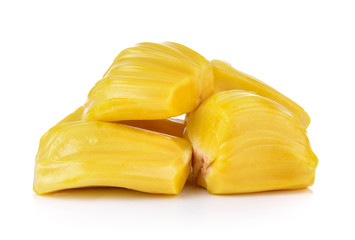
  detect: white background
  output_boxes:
[1,0,354,239]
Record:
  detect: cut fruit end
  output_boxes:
[191,150,211,182]
[169,77,199,116]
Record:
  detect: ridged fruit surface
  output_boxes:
[186,90,318,194]
[83,42,214,121]
[211,60,310,128]
[34,121,192,195]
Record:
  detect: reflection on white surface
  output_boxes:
[32,184,314,234]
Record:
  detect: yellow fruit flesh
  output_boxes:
[211,60,311,128]
[34,121,192,195]
[57,106,186,137]
[186,90,318,194]
[56,107,84,125]
[34,42,318,196]
[83,42,213,121]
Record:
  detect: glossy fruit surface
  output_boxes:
[211,60,310,128]
[34,120,192,195]
[83,42,213,121]
[186,90,318,194]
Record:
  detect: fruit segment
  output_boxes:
[83,42,214,121]
[186,90,318,194]
[34,121,192,195]
[211,60,311,128]
[56,106,84,126]
[57,106,186,137]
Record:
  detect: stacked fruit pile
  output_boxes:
[33,42,318,195]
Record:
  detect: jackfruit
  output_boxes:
[186,90,318,194]
[34,41,318,196]
[57,106,186,137]
[83,42,214,121]
[56,106,84,126]
[34,120,192,195]
[211,60,310,128]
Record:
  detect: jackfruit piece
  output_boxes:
[56,106,84,126]
[211,60,311,128]
[34,121,192,195]
[83,42,214,121]
[57,106,186,137]
[186,90,318,194]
